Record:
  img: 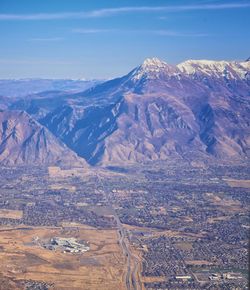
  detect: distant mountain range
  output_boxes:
[0,78,103,98]
[0,57,249,166]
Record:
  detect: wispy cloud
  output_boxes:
[0,3,249,20]
[28,37,64,42]
[73,28,208,37]
[86,3,250,16]
[158,16,168,20]
[152,30,208,37]
[72,29,117,34]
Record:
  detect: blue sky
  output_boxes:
[0,0,249,79]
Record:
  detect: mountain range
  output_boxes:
[0,78,103,98]
[0,57,249,166]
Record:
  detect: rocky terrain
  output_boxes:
[0,110,87,166]
[1,57,249,165]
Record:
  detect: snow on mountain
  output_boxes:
[38,57,250,165]
[240,59,250,71]
[177,59,249,80]
[4,56,250,166]
[131,57,178,81]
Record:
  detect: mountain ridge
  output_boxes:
[38,57,250,165]
[1,57,249,166]
[0,110,88,166]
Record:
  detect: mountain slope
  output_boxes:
[0,110,87,166]
[41,100,125,165]
[39,57,250,165]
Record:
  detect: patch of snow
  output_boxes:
[177,59,249,80]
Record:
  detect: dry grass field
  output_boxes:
[0,209,23,219]
[141,276,166,283]
[224,179,250,188]
[0,225,126,290]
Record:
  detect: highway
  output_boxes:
[95,172,142,290]
[113,213,142,290]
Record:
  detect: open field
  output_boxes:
[224,179,250,188]
[141,276,166,283]
[0,209,23,220]
[0,225,126,290]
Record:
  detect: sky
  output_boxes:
[0,0,249,79]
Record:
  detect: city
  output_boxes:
[0,160,248,289]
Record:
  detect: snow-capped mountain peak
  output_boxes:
[131,57,177,81]
[141,57,167,68]
[177,59,249,80]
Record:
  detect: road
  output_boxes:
[113,213,142,290]
[95,172,142,290]
[113,214,133,290]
